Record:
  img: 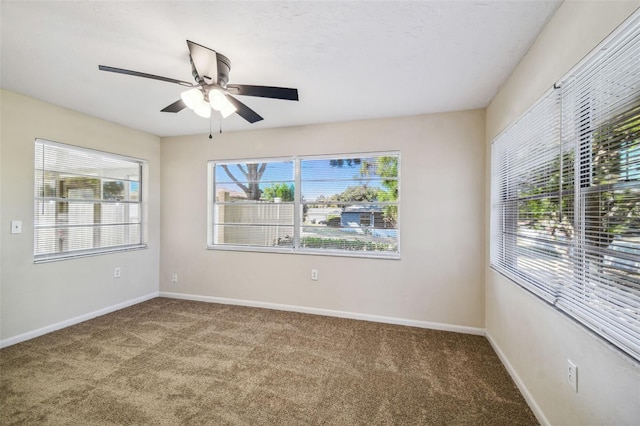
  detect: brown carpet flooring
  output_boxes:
[1,297,538,425]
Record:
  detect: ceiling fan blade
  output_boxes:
[226,84,299,101]
[98,65,192,87]
[186,40,218,85]
[225,95,263,123]
[161,99,187,113]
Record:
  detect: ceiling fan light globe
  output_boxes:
[194,101,211,118]
[209,89,226,111]
[180,88,202,110]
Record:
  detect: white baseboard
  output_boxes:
[485,332,549,426]
[0,292,159,348]
[159,291,485,336]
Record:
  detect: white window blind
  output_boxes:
[208,153,399,258]
[491,14,640,361]
[34,139,146,262]
[558,17,640,360]
[491,90,564,303]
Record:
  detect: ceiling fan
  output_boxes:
[99,40,299,123]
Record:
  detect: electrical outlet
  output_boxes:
[567,359,578,392]
[114,267,121,278]
[172,273,178,283]
[311,269,318,281]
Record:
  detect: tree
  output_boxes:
[263,183,294,201]
[103,181,125,200]
[518,150,574,240]
[359,156,399,226]
[220,163,267,201]
[518,103,640,271]
[330,184,378,202]
[584,104,640,264]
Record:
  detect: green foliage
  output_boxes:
[103,181,125,200]
[585,104,640,247]
[518,151,574,239]
[300,236,392,251]
[262,183,294,202]
[326,215,341,227]
[359,156,399,226]
[373,156,399,199]
[329,185,378,202]
[43,183,56,197]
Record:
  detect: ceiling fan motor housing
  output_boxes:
[216,53,231,88]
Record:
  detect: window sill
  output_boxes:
[34,244,148,264]
[207,244,400,260]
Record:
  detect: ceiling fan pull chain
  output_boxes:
[209,113,213,139]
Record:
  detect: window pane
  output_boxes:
[300,154,399,255]
[212,160,295,248]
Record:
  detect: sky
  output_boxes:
[214,156,396,201]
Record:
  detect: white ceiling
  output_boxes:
[1,1,562,137]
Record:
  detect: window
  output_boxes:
[34,139,146,262]
[208,153,399,258]
[210,159,295,248]
[491,15,640,361]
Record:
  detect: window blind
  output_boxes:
[490,90,564,303]
[34,139,145,262]
[557,16,640,360]
[491,13,640,361]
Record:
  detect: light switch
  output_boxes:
[11,220,23,234]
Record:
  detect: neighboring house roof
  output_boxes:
[342,205,384,213]
[306,208,343,215]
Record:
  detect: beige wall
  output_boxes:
[161,110,486,329]
[485,2,640,425]
[0,90,161,342]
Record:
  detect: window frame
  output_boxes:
[207,151,400,259]
[34,139,147,263]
